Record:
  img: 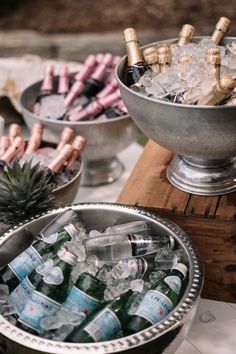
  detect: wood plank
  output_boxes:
[117,140,190,215]
[216,193,236,220]
[185,195,219,219]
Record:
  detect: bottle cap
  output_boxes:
[206,48,221,65]
[179,24,195,39]
[123,28,138,43]
[143,46,158,65]
[172,262,188,278]
[215,17,231,33]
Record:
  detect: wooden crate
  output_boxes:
[117,140,236,303]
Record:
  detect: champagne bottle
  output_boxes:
[0,136,10,157]
[211,17,231,45]
[46,144,73,175]
[143,46,160,74]
[178,24,195,47]
[66,290,133,343]
[225,95,236,105]
[58,65,69,96]
[157,45,172,73]
[63,272,106,316]
[0,136,25,169]
[125,263,188,334]
[197,75,235,105]
[123,27,148,87]
[85,233,175,262]
[8,123,21,144]
[33,64,54,114]
[24,123,44,155]
[56,127,74,151]
[67,135,86,169]
[18,247,77,333]
[65,55,97,107]
[0,222,82,291]
[206,48,221,81]
[68,89,121,121]
[96,76,118,99]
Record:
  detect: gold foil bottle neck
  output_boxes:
[123,28,143,66]
[206,48,221,65]
[220,76,235,93]
[123,28,138,43]
[157,46,172,65]
[178,24,195,46]
[143,47,160,73]
[211,17,231,44]
[215,17,231,33]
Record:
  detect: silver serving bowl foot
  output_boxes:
[167,155,236,195]
[81,157,124,186]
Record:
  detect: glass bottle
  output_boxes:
[125,263,188,334]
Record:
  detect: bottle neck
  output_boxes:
[126,41,143,66]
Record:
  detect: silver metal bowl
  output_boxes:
[0,203,203,354]
[116,37,236,196]
[20,80,140,186]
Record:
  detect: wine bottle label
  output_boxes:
[128,234,152,256]
[164,275,182,295]
[64,286,100,316]
[19,290,61,333]
[83,308,121,342]
[8,276,35,315]
[8,246,43,281]
[134,290,173,324]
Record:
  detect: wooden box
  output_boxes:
[117,140,236,303]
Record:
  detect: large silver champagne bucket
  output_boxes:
[116,37,236,196]
[0,203,203,354]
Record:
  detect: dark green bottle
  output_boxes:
[17,247,77,333]
[123,28,148,87]
[0,222,81,291]
[66,290,133,343]
[64,272,106,317]
[8,253,60,315]
[125,263,188,335]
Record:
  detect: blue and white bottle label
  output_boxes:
[19,290,61,333]
[164,275,181,295]
[8,246,43,281]
[64,286,100,316]
[84,308,121,342]
[134,290,173,324]
[8,277,35,315]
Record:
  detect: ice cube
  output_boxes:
[41,309,85,331]
[130,279,144,293]
[43,266,64,285]
[0,303,16,316]
[39,94,67,120]
[149,271,167,285]
[36,259,54,275]
[0,284,9,302]
[88,230,103,238]
[65,240,86,262]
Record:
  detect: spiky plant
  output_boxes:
[0,159,55,227]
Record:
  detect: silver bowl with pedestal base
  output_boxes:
[116,37,236,196]
[20,79,140,186]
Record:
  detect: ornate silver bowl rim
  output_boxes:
[0,203,204,353]
[115,36,236,109]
